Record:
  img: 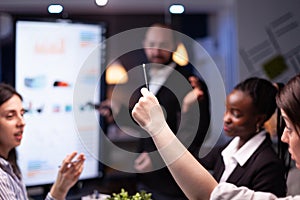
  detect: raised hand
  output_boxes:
[50,152,85,200]
[182,76,204,113]
[132,88,167,136]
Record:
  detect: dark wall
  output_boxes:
[68,14,207,38]
[1,42,15,85]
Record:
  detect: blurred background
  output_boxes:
[0,0,299,199]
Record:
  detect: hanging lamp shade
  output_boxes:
[105,61,128,84]
[173,42,189,66]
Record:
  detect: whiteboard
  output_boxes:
[15,20,105,186]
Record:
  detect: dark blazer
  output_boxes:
[128,63,211,198]
[200,134,287,197]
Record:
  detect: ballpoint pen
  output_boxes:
[142,63,149,90]
[58,160,80,168]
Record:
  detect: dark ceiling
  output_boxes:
[0,0,232,15]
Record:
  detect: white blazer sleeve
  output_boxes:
[210,182,300,200]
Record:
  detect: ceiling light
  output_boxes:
[169,4,185,14]
[95,0,108,6]
[48,4,63,14]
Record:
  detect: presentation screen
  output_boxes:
[15,20,105,186]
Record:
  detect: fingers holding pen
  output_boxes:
[132,88,154,127]
[132,88,167,136]
[59,152,85,174]
[69,153,85,174]
[140,88,159,104]
[50,153,85,199]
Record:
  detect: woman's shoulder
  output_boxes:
[256,136,280,158]
[249,138,284,166]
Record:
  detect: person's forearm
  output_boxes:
[152,125,218,200]
[131,88,217,199]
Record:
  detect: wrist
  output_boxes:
[46,192,65,200]
[152,125,187,165]
[144,120,168,136]
[49,184,68,200]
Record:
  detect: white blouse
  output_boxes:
[219,130,266,182]
[148,62,176,95]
